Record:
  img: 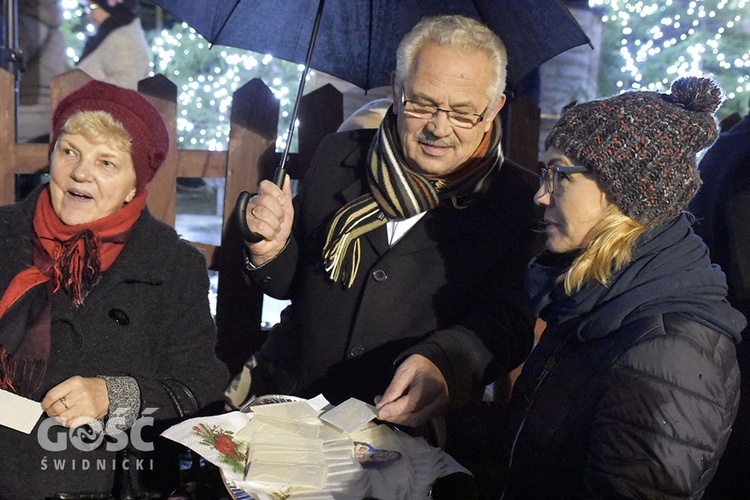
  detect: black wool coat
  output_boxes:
[0,187,228,499]
[246,129,543,407]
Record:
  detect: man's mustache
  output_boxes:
[416,132,458,149]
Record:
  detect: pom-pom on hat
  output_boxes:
[545,77,723,226]
[50,80,169,192]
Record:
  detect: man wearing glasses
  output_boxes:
[231,14,542,432]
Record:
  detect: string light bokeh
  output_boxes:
[59,1,750,144]
[60,0,308,152]
[591,0,750,117]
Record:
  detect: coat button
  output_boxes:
[260,276,272,284]
[372,269,387,282]
[350,345,365,357]
[108,309,129,325]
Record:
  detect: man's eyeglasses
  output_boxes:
[83,3,99,14]
[539,165,589,194]
[400,92,488,129]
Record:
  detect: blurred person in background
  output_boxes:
[689,99,750,499]
[77,0,150,90]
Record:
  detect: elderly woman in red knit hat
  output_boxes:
[495,77,745,498]
[0,80,227,498]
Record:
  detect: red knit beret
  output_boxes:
[50,80,169,192]
[545,77,722,227]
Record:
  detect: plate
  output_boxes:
[239,394,304,412]
[224,479,253,500]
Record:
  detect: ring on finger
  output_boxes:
[250,206,259,218]
[60,396,69,410]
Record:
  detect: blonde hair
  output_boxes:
[56,110,132,154]
[563,204,649,295]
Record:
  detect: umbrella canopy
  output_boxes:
[151,0,591,91]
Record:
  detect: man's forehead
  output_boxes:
[403,44,492,96]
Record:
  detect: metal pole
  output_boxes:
[274,0,326,186]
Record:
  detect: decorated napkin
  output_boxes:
[161,395,470,499]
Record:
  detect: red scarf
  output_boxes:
[0,186,146,396]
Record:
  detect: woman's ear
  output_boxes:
[125,185,137,204]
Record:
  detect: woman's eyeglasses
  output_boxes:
[538,165,588,194]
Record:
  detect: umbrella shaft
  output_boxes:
[277,0,326,185]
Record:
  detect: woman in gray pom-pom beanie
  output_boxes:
[496,77,744,498]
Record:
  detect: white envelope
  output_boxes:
[0,389,43,434]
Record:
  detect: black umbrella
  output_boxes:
[152,0,590,91]
[152,0,591,240]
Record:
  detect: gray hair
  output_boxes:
[394,15,508,103]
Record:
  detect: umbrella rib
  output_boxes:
[213,0,242,45]
[366,0,373,91]
[553,0,593,48]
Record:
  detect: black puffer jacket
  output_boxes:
[501,215,744,499]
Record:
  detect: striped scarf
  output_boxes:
[323,111,503,287]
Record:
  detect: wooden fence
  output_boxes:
[0,68,541,375]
